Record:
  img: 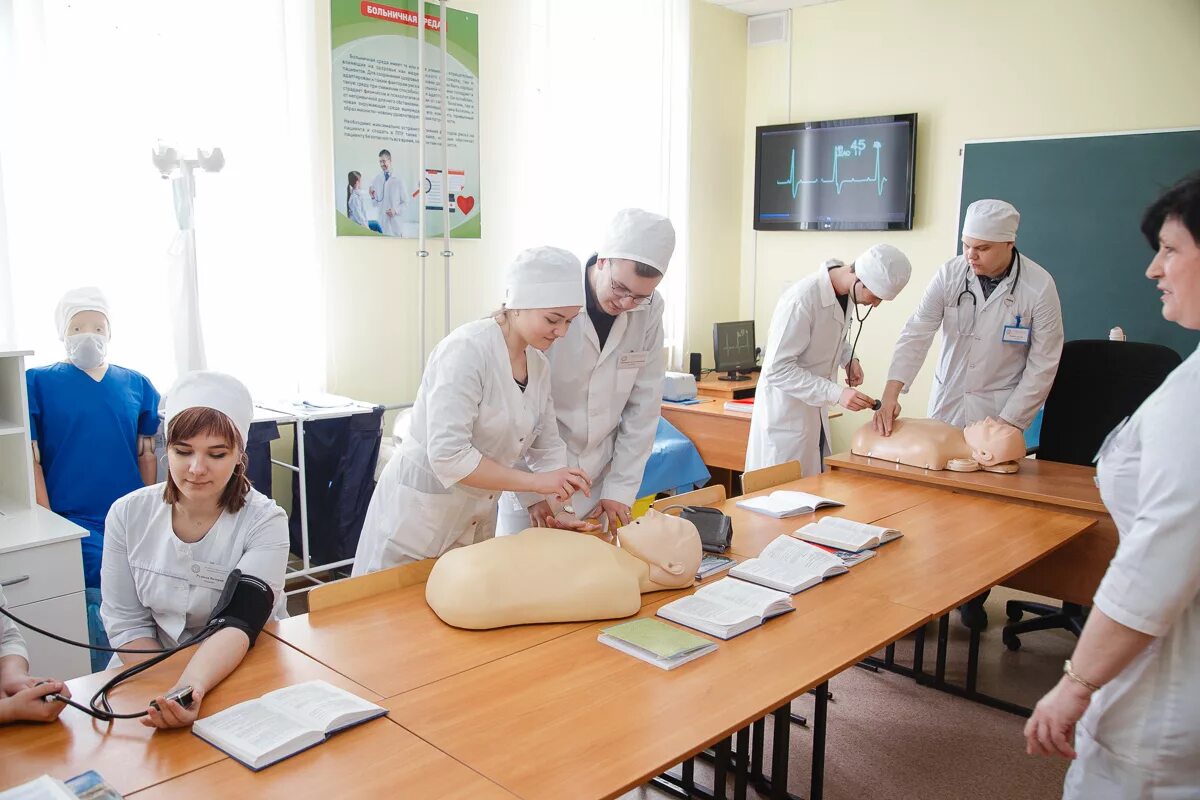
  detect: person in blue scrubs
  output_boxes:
[26,287,160,671]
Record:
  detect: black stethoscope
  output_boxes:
[955,248,1022,335]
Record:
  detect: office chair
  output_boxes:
[1003,339,1182,650]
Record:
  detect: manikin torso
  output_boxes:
[425,510,702,629]
[851,418,973,470]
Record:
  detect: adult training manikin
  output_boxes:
[425,509,702,629]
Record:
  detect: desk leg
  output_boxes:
[934,614,950,687]
[885,643,896,666]
[966,626,981,693]
[811,680,829,800]
[683,759,696,795]
[771,705,790,800]
[750,718,765,783]
[734,727,750,800]
[713,737,730,800]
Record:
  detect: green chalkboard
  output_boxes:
[960,129,1200,358]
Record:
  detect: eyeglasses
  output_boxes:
[605,263,654,306]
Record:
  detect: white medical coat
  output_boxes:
[746,268,852,477]
[381,173,410,237]
[0,587,28,662]
[1062,344,1200,800]
[353,318,568,573]
[99,486,289,656]
[886,253,1063,428]
[500,287,666,526]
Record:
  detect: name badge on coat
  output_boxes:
[618,351,649,369]
[1001,314,1031,345]
[187,560,232,591]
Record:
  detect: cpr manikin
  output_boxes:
[425,509,702,629]
[962,417,1026,472]
[851,418,973,470]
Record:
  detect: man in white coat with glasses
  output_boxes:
[497,208,675,535]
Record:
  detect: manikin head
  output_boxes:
[164,371,254,512]
[615,509,702,589]
[499,246,585,351]
[963,417,1026,466]
[961,199,1020,279]
[589,208,674,315]
[56,286,111,370]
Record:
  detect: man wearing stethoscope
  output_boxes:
[874,199,1064,629]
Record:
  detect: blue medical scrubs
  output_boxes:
[26,362,160,586]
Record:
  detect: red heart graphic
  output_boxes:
[456,195,475,215]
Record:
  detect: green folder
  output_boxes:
[600,618,714,659]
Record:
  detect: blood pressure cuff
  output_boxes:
[662,505,734,553]
[207,570,274,647]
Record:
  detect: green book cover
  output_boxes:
[601,619,712,659]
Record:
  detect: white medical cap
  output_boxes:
[165,371,254,448]
[597,208,676,275]
[962,199,1020,243]
[504,246,585,310]
[854,244,912,301]
[55,286,110,341]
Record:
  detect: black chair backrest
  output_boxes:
[1037,340,1182,466]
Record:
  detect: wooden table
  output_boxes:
[695,371,759,399]
[0,637,381,796]
[660,397,840,475]
[266,581,686,699]
[129,718,518,799]
[825,452,1115,605]
[385,582,927,800]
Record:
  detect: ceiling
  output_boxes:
[703,0,839,15]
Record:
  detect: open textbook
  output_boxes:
[657,577,793,639]
[729,535,847,594]
[192,680,387,771]
[793,516,902,553]
[734,491,843,519]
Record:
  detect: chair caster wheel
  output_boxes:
[1007,610,1024,622]
[1003,632,1021,651]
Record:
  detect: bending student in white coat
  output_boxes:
[746,244,913,478]
[101,371,289,730]
[874,199,1064,435]
[497,209,675,534]
[353,247,592,573]
[1024,174,1200,800]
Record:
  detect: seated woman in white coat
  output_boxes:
[101,371,289,730]
[1024,174,1200,799]
[746,244,913,477]
[353,246,593,574]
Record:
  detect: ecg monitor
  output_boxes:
[754,113,917,231]
[713,321,756,382]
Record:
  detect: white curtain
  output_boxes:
[517,0,691,369]
[0,0,325,399]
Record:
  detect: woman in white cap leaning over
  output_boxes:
[353,246,592,574]
[498,208,676,535]
[746,244,913,478]
[101,371,289,729]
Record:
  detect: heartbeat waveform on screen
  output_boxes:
[775,139,888,198]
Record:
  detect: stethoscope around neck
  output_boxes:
[954,248,1022,336]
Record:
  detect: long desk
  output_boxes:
[660,398,841,473]
[825,452,1115,606]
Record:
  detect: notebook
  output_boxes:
[657,578,793,640]
[793,516,902,553]
[598,618,717,670]
[735,491,844,518]
[0,776,76,800]
[728,535,847,594]
[697,554,736,580]
[723,398,754,413]
[192,680,387,771]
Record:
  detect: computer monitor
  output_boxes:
[713,321,756,382]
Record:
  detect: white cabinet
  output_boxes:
[0,349,89,679]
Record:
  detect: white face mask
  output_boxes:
[65,333,108,370]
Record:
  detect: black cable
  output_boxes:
[0,606,176,654]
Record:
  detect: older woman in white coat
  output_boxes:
[1024,173,1200,799]
[353,246,592,574]
[745,244,912,477]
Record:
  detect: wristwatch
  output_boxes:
[1063,659,1101,693]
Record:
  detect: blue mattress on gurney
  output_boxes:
[637,417,711,498]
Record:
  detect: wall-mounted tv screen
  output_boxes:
[753,113,917,231]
